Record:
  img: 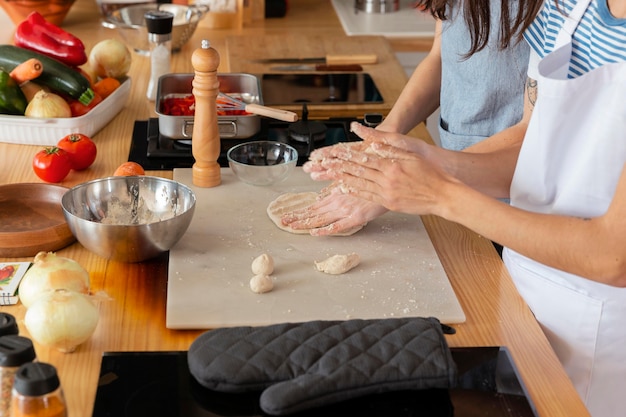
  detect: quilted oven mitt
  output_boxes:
[188,317,457,415]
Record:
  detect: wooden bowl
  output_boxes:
[0,183,75,258]
[0,0,76,26]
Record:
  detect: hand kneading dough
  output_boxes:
[249,274,274,293]
[315,253,361,275]
[267,192,363,235]
[251,253,274,275]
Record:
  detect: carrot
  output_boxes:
[93,77,121,99]
[9,58,43,84]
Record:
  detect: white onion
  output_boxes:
[88,39,132,79]
[24,289,99,353]
[24,90,72,118]
[19,252,90,309]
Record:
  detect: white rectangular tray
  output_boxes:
[0,78,131,146]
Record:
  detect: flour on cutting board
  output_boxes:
[166,168,465,329]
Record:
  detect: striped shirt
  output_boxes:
[524,0,626,78]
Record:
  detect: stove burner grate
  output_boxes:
[128,117,363,170]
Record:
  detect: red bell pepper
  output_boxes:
[14,12,87,67]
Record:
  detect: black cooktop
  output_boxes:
[128,116,364,171]
[91,347,537,417]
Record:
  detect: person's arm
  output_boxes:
[316,79,626,286]
[376,20,443,134]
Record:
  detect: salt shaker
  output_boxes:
[145,10,174,101]
[11,362,66,417]
[0,336,36,417]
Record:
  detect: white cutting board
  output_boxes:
[166,168,465,329]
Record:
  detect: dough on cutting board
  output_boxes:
[267,192,363,235]
[315,253,361,275]
[249,274,274,294]
[251,253,274,275]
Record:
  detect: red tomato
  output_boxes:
[68,93,103,117]
[32,147,72,183]
[57,133,97,170]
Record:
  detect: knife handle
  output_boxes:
[325,54,378,65]
[315,64,363,71]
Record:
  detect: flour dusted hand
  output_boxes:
[315,253,361,275]
[267,192,364,236]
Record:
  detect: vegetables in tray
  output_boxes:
[0,45,94,106]
[0,15,131,118]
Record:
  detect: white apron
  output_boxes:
[502,1,626,416]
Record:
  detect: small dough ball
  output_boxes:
[251,253,274,275]
[249,274,274,294]
[315,253,361,275]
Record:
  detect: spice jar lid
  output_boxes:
[144,10,174,35]
[0,313,18,337]
[0,335,36,367]
[13,362,60,396]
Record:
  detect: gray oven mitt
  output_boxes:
[188,317,457,415]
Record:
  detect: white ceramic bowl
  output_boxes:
[227,141,298,186]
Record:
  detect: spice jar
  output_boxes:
[145,10,174,101]
[0,314,18,338]
[11,362,66,417]
[0,336,36,417]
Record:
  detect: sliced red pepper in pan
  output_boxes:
[14,11,87,67]
[160,94,251,116]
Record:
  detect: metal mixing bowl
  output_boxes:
[104,4,209,54]
[62,176,196,263]
[227,141,298,186]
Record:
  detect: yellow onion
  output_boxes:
[88,39,132,79]
[24,289,99,353]
[19,251,90,309]
[25,90,72,118]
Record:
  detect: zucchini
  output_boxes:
[0,45,94,106]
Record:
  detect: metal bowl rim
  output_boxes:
[226,141,299,166]
[61,175,196,226]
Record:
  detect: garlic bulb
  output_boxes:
[24,289,99,353]
[19,251,90,309]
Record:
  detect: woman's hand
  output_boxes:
[314,123,459,217]
[303,125,431,181]
[280,184,388,236]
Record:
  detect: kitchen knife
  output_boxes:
[269,64,363,71]
[254,54,377,65]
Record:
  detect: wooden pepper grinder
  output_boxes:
[191,39,221,187]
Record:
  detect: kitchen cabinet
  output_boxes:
[0,1,589,416]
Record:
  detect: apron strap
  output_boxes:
[555,0,593,47]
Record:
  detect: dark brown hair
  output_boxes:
[417,0,544,55]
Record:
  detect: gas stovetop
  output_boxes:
[91,346,537,417]
[128,116,365,171]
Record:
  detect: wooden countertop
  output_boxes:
[0,1,589,416]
